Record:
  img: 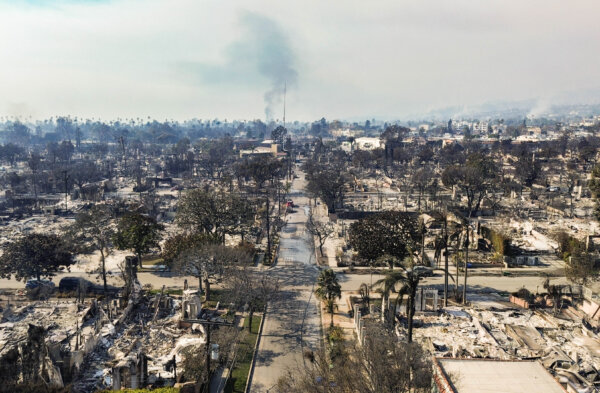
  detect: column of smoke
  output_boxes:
[240,12,298,121]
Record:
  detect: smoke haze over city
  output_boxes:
[1,0,600,121]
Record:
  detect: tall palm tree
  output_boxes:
[431,210,462,306]
[372,259,422,343]
[373,269,405,323]
[452,216,471,305]
[315,269,342,327]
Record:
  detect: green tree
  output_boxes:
[591,166,600,194]
[270,125,287,145]
[348,211,419,268]
[161,232,220,269]
[0,234,74,281]
[315,269,342,327]
[176,189,255,243]
[113,212,164,268]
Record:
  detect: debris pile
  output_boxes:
[413,300,600,392]
[0,299,100,389]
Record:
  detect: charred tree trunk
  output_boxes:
[100,248,107,294]
[463,227,469,305]
[204,277,211,301]
[407,282,418,343]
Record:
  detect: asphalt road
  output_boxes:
[247,174,321,393]
[336,271,569,294]
[0,270,197,290]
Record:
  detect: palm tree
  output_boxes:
[455,217,471,305]
[372,259,422,343]
[372,269,405,323]
[431,210,462,306]
[315,269,342,327]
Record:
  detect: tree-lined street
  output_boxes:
[248,170,321,393]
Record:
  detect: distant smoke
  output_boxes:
[6,102,37,120]
[238,12,298,120]
[527,98,551,119]
[184,11,298,121]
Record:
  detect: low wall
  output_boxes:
[509,295,530,309]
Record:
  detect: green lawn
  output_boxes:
[224,316,262,393]
[203,288,229,308]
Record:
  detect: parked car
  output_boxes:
[59,276,119,295]
[413,266,434,277]
[59,277,95,293]
[25,279,55,299]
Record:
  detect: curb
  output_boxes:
[244,308,267,393]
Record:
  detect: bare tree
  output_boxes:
[227,267,279,332]
[68,205,115,294]
[306,210,334,256]
[174,244,252,300]
[276,322,432,393]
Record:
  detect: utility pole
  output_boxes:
[265,193,271,264]
[283,81,286,129]
[119,135,127,168]
[62,170,69,212]
[183,318,234,391]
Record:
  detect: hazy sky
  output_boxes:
[1,0,599,121]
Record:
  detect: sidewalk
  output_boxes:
[210,315,246,393]
[318,291,363,342]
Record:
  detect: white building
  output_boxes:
[473,121,489,134]
[353,137,384,151]
[330,128,364,138]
